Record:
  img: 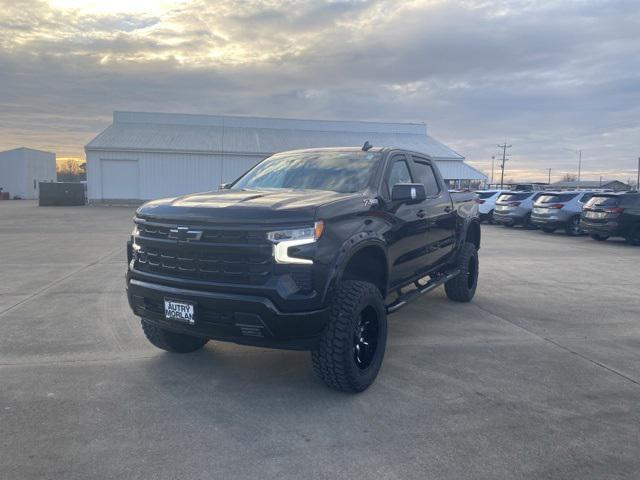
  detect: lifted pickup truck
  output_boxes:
[127,146,481,392]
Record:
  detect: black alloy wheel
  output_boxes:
[353,307,379,370]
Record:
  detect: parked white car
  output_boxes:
[474,190,509,223]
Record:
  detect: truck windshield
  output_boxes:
[232,150,382,193]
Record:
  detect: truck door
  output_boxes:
[383,153,430,288]
[410,156,456,268]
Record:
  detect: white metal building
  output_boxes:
[85,111,486,202]
[0,147,57,199]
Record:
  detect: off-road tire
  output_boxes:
[626,224,640,246]
[311,280,387,393]
[445,243,479,303]
[541,226,556,233]
[141,320,209,353]
[590,233,609,242]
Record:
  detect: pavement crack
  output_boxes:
[473,303,640,388]
[0,246,122,318]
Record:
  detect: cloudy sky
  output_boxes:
[1,0,639,182]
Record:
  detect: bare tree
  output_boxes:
[57,159,87,182]
[562,173,577,182]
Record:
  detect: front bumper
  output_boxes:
[127,277,329,350]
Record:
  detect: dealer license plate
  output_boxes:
[164,299,195,324]
[585,211,606,219]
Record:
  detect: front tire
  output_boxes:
[565,216,582,236]
[311,280,387,393]
[445,243,479,303]
[626,224,640,246]
[141,320,209,353]
[590,233,609,242]
[541,226,556,233]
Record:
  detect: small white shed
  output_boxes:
[0,148,57,199]
[85,111,486,202]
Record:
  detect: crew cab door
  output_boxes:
[409,155,457,267]
[382,153,430,287]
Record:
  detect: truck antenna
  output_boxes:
[362,141,373,151]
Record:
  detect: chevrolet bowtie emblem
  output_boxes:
[169,226,203,242]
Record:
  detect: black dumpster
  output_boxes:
[39,182,86,206]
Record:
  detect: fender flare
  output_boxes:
[320,232,388,303]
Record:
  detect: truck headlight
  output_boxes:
[267,221,324,265]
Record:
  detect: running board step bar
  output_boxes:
[386,269,461,314]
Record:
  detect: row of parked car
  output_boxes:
[475,189,640,245]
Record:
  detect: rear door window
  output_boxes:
[412,160,440,196]
[621,194,640,206]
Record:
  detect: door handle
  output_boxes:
[416,209,426,218]
[444,206,453,213]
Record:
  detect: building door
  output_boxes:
[101,159,139,199]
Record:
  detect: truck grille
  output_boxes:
[135,244,272,285]
[137,223,265,244]
[133,219,273,285]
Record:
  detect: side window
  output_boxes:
[387,158,412,194]
[580,193,593,203]
[412,161,440,196]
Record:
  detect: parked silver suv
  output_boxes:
[493,191,542,228]
[531,191,596,235]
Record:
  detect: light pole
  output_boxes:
[637,157,639,190]
[548,168,551,185]
[563,148,582,185]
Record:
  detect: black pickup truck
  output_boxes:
[126,146,481,392]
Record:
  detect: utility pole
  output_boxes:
[497,143,512,189]
[547,168,551,185]
[491,156,495,185]
[637,157,639,190]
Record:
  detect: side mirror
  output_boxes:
[391,183,426,204]
[219,183,231,190]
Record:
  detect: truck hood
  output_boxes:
[137,189,361,224]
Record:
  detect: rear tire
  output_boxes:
[445,243,479,303]
[503,222,514,228]
[626,224,640,246]
[141,320,209,353]
[311,280,387,393]
[522,214,534,229]
[590,233,609,242]
[565,216,582,236]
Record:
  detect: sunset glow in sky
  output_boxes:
[1,0,639,182]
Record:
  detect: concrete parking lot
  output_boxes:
[1,200,639,480]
